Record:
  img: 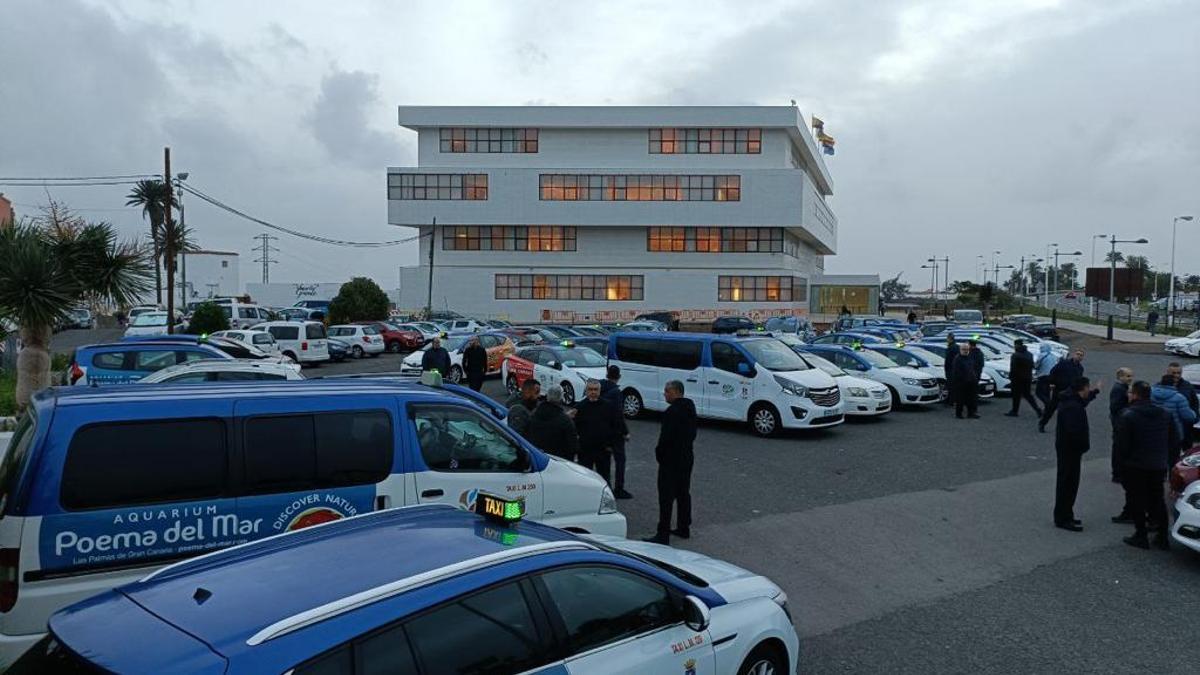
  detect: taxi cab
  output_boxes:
[801,344,941,406]
[502,340,609,404]
[14,501,798,675]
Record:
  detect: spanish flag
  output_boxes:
[817,132,835,145]
[812,116,825,131]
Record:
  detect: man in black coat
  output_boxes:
[644,379,698,545]
[1053,376,1100,531]
[968,340,985,380]
[950,344,979,419]
[599,365,632,499]
[1039,348,1086,433]
[1109,368,1134,488]
[420,337,452,378]
[525,384,580,462]
[573,379,620,484]
[1114,380,1177,549]
[1005,340,1041,417]
[942,335,958,406]
[461,336,488,392]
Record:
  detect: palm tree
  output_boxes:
[0,202,152,410]
[126,179,170,304]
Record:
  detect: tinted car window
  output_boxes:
[163,372,211,383]
[252,333,273,345]
[614,336,657,366]
[238,307,257,319]
[294,645,352,675]
[710,341,744,374]
[539,566,679,655]
[62,419,227,510]
[91,351,126,369]
[328,327,354,337]
[413,406,524,472]
[657,340,702,370]
[405,581,543,675]
[269,325,300,340]
[134,350,177,372]
[242,411,392,494]
[306,324,327,339]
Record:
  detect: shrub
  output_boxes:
[329,277,389,325]
[186,302,229,335]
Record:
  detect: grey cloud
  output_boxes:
[307,68,404,170]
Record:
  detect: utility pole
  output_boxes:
[163,147,175,334]
[426,217,436,320]
[252,234,279,283]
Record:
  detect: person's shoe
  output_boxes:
[1153,535,1170,551]
[1123,534,1150,549]
[1055,521,1084,532]
[968,413,981,419]
[1111,512,1134,524]
[642,533,670,545]
[1004,411,1018,417]
[614,489,634,500]
[1072,519,1083,526]
[670,528,691,539]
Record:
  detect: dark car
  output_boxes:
[711,316,757,334]
[327,336,350,362]
[1025,321,1061,341]
[636,311,678,331]
[356,320,423,352]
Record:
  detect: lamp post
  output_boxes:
[994,264,1015,288]
[1089,233,1106,316]
[921,263,937,305]
[976,255,985,285]
[1051,247,1083,297]
[933,256,949,302]
[1108,235,1149,303]
[1169,215,1194,329]
[1019,254,1042,298]
[1043,243,1057,308]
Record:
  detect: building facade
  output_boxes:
[390,106,865,323]
[178,250,240,301]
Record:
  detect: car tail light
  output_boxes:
[0,548,19,612]
[69,362,84,385]
[363,336,371,343]
[301,341,309,351]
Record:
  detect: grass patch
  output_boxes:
[0,370,15,417]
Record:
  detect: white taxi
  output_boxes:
[1165,329,1200,357]
[795,350,892,416]
[502,341,609,404]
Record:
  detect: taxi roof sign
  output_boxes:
[476,492,525,524]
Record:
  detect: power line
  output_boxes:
[0,173,158,181]
[252,234,280,284]
[0,180,143,187]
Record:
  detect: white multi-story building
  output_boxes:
[390,106,874,323]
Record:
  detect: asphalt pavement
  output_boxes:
[48,327,1200,673]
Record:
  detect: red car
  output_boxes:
[1170,446,1200,498]
[1064,291,1078,299]
[355,321,423,353]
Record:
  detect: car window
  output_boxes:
[657,340,702,370]
[405,581,545,675]
[538,565,679,655]
[832,352,865,371]
[614,336,656,366]
[162,372,211,383]
[882,350,917,367]
[242,411,393,494]
[238,307,256,318]
[134,350,177,372]
[412,406,525,472]
[362,325,380,335]
[269,325,300,341]
[91,351,126,369]
[215,371,285,381]
[710,341,745,374]
[178,350,211,364]
[252,334,273,345]
[306,324,327,339]
[559,348,605,368]
[61,419,227,510]
[329,327,354,337]
[478,335,497,349]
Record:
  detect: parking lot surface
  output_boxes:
[49,328,1200,673]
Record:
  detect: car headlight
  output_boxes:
[847,387,869,397]
[901,378,920,385]
[599,486,618,515]
[773,374,807,397]
[997,370,1010,379]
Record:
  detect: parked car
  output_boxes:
[502,342,610,403]
[764,315,815,341]
[711,316,757,334]
[210,328,281,355]
[570,324,610,336]
[572,335,611,355]
[483,318,513,329]
[277,307,312,322]
[442,318,484,333]
[137,358,305,383]
[801,344,942,407]
[328,324,386,358]
[1165,329,1200,357]
[356,320,423,352]
[807,331,887,346]
[619,320,668,332]
[635,310,679,330]
[67,340,230,385]
[952,309,984,323]
[1024,321,1061,341]
[791,349,892,416]
[400,332,516,383]
[122,311,185,338]
[540,324,584,339]
[292,299,330,319]
[251,320,330,365]
[327,336,349,361]
[59,308,94,330]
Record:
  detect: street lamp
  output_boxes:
[1108,235,1149,303]
[1089,234,1107,316]
[976,255,985,284]
[921,263,937,302]
[1019,254,1043,298]
[1169,215,1194,329]
[993,264,1015,288]
[1043,243,1057,308]
[1051,247,1083,297]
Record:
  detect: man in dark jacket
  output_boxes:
[1114,380,1177,549]
[950,344,979,419]
[1053,376,1100,531]
[507,378,541,437]
[1005,339,1041,417]
[1168,361,1198,449]
[573,379,620,484]
[1109,368,1134,488]
[968,340,985,380]
[943,335,958,406]
[525,384,580,461]
[420,337,452,378]
[599,365,632,499]
[645,379,698,545]
[1039,348,1086,433]
[461,336,488,391]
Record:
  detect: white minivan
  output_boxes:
[609,332,845,436]
[250,320,330,365]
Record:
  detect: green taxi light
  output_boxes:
[476,492,525,524]
[560,340,574,348]
[894,341,905,347]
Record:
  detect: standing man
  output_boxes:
[1147,308,1159,336]
[599,365,633,499]
[1109,368,1134,487]
[507,378,541,437]
[967,340,985,381]
[574,379,619,484]
[1114,380,1176,549]
[1039,348,1086,433]
[1150,373,1198,465]
[1167,361,1198,450]
[461,336,488,392]
[1005,339,1041,417]
[943,334,958,406]
[420,336,452,378]
[525,384,580,461]
[951,343,979,419]
[906,310,918,325]
[1033,343,1060,413]
[1053,376,1100,531]
[645,380,697,545]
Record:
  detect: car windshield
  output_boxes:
[740,339,810,371]
[775,334,805,347]
[857,349,901,368]
[362,325,379,335]
[70,309,89,318]
[1185,330,1200,339]
[905,347,945,366]
[802,352,845,377]
[554,347,606,368]
[426,336,470,351]
[131,312,168,326]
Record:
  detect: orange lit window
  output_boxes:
[440,128,537,153]
[650,128,762,154]
[540,174,739,202]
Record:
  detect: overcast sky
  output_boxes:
[1,0,1196,294]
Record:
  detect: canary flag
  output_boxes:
[817,132,835,145]
[811,116,825,130]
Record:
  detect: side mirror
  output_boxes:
[682,596,711,632]
[736,362,752,376]
[547,360,561,370]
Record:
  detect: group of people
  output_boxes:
[504,367,699,546]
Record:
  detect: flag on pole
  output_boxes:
[812,116,825,131]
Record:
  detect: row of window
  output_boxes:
[387,174,488,200]
[539,174,740,201]
[439,127,538,153]
[647,227,800,254]
[718,275,808,302]
[442,225,576,251]
[649,128,762,154]
[495,275,644,301]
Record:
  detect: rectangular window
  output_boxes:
[440,127,538,153]
[387,174,487,200]
[718,276,795,302]
[62,419,227,510]
[647,227,789,253]
[495,274,643,301]
[649,128,761,154]
[242,411,393,495]
[443,226,576,252]
[540,175,739,202]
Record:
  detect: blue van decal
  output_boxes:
[39,487,374,573]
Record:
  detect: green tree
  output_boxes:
[0,202,152,409]
[329,277,390,324]
[1104,250,1124,264]
[126,179,170,304]
[880,274,910,304]
[185,302,229,335]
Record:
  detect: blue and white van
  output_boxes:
[608,332,843,436]
[67,341,230,385]
[0,379,623,666]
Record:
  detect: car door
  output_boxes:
[534,565,716,675]
[406,402,544,519]
[656,339,705,410]
[704,341,751,420]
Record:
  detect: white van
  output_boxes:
[609,333,845,436]
[250,321,330,365]
[215,301,273,329]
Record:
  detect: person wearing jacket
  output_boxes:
[420,337,452,378]
[950,343,979,419]
[525,385,580,462]
[943,335,958,406]
[599,365,632,499]
[461,336,488,391]
[1005,340,1041,417]
[968,340,985,380]
[1167,361,1198,449]
[1114,380,1177,549]
[1109,368,1134,488]
[1150,374,1198,465]
[1053,376,1100,531]
[1033,343,1060,413]
[644,379,698,545]
[573,379,620,484]
[1039,348,1085,433]
[506,378,541,437]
